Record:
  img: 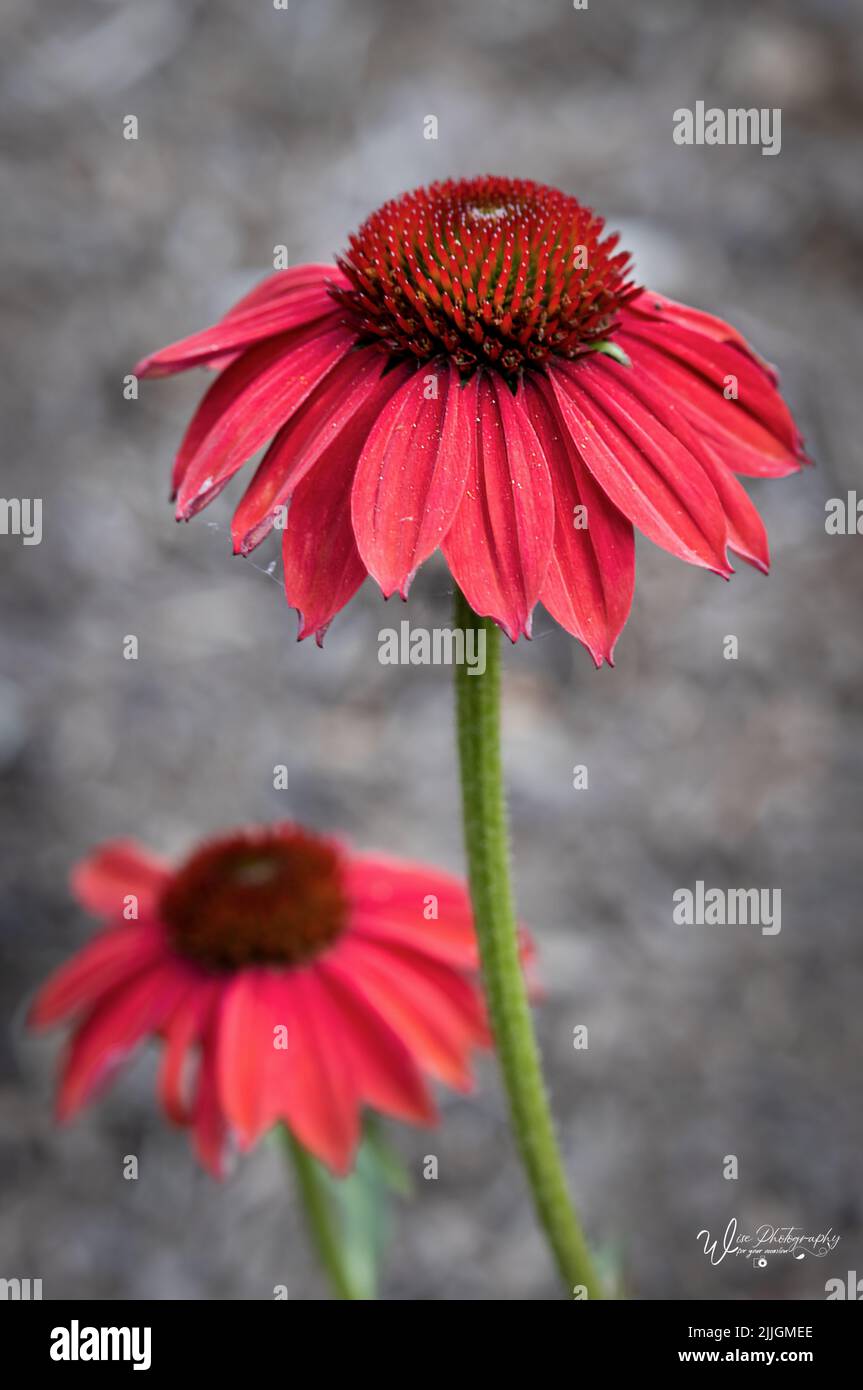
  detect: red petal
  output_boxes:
[619,330,788,474]
[279,367,412,640]
[620,317,806,476]
[345,853,479,969]
[217,967,359,1172]
[230,348,394,555]
[173,322,352,516]
[57,961,188,1121]
[158,977,220,1126]
[696,441,770,573]
[625,290,760,360]
[223,264,348,320]
[442,373,554,641]
[596,352,771,575]
[29,924,165,1029]
[350,914,480,970]
[282,482,366,642]
[351,365,477,598]
[315,957,436,1125]
[192,1015,229,1178]
[217,970,276,1145]
[550,359,732,575]
[170,333,291,500]
[345,856,536,973]
[71,841,169,922]
[136,264,341,387]
[525,376,634,666]
[333,937,487,1091]
[135,290,338,379]
[267,970,359,1174]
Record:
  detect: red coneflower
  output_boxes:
[29,825,497,1176]
[137,175,808,663]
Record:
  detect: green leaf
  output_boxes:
[360,1115,413,1198]
[586,339,631,368]
[289,1118,410,1300]
[592,1241,627,1299]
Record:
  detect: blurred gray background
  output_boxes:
[1,0,861,1301]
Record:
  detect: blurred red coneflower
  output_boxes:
[136,175,808,662]
[29,825,498,1176]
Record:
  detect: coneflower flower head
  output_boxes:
[137,176,808,661]
[29,825,504,1176]
[332,176,637,378]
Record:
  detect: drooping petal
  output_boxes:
[550,359,732,575]
[351,364,477,598]
[624,289,763,362]
[158,976,220,1126]
[71,841,170,922]
[349,913,480,970]
[314,957,436,1125]
[217,970,276,1146]
[694,440,770,573]
[278,365,413,640]
[345,853,479,969]
[173,321,352,516]
[346,853,474,921]
[170,333,293,500]
[594,352,771,574]
[56,961,189,1121]
[230,348,400,555]
[441,372,554,641]
[619,329,804,479]
[332,937,488,1091]
[525,376,634,666]
[619,316,806,476]
[134,289,338,379]
[282,473,367,643]
[217,966,358,1171]
[223,264,348,321]
[192,1014,229,1178]
[265,969,359,1174]
[29,924,165,1029]
[346,853,538,971]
